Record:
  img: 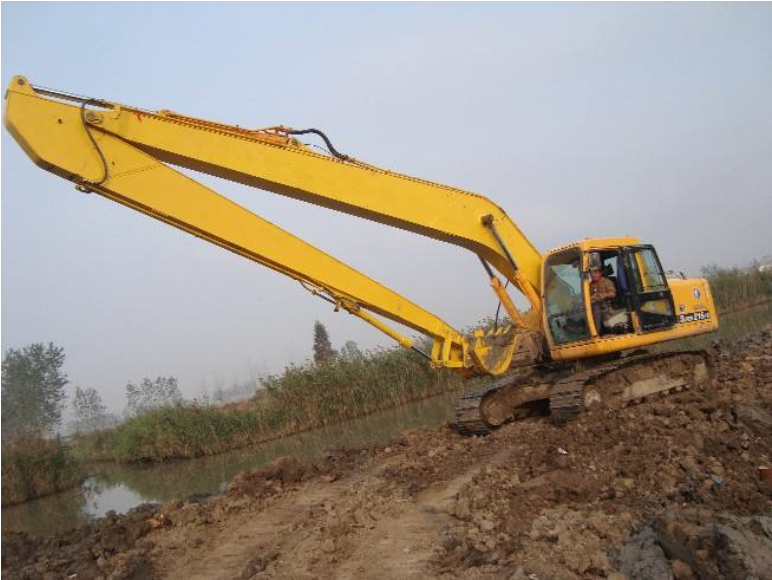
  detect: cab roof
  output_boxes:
[546,237,640,256]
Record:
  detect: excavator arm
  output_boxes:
[4,76,545,376]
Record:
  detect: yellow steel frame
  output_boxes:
[72,90,543,303]
[4,76,542,374]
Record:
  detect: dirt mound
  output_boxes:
[1,503,160,579]
[3,328,771,579]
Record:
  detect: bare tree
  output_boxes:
[340,340,363,361]
[125,376,183,417]
[71,387,109,433]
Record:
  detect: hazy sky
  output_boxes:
[2,3,771,412]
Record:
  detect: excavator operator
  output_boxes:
[590,267,616,334]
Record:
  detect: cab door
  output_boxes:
[622,246,676,332]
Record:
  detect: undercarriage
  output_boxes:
[454,350,712,435]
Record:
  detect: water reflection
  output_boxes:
[2,483,92,534]
[3,303,770,538]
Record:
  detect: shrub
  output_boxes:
[1,437,82,506]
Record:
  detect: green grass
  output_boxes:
[259,347,460,430]
[703,265,772,312]
[75,405,263,463]
[77,347,462,463]
[1,437,83,506]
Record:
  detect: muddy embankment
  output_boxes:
[3,328,772,580]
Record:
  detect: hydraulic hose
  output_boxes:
[286,128,350,161]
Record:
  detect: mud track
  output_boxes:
[4,328,772,579]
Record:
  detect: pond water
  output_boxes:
[2,389,461,537]
[3,303,771,538]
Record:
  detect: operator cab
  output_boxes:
[543,241,676,346]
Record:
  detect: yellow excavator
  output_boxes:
[4,76,719,433]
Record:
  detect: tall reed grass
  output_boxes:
[1,437,82,506]
[703,265,772,312]
[78,347,462,463]
[259,347,460,431]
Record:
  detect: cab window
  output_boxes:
[544,250,590,344]
[634,248,668,292]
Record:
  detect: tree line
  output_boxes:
[2,321,349,438]
[1,342,185,439]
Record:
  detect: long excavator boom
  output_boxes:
[94,108,544,306]
[4,77,544,376]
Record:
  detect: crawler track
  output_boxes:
[454,373,551,435]
[454,368,566,435]
[454,350,712,434]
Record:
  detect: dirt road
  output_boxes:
[3,329,772,579]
